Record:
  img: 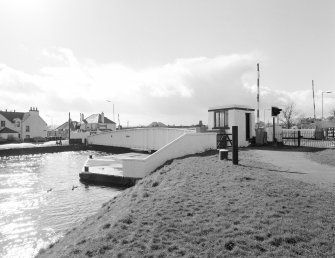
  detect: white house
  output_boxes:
[208,104,255,147]
[0,107,47,141]
[80,112,116,132]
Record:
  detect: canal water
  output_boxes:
[0,151,123,258]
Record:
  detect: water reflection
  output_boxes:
[0,151,122,258]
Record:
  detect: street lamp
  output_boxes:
[322,91,332,120]
[106,100,115,122]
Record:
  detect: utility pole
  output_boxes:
[312,80,316,121]
[257,63,260,128]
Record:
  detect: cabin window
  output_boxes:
[1,121,5,127]
[26,125,30,132]
[214,110,228,128]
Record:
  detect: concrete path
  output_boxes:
[250,149,335,192]
[84,152,149,176]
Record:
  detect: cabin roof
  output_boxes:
[208,104,255,112]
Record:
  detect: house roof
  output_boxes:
[0,111,25,122]
[84,114,115,124]
[55,121,79,131]
[0,127,19,134]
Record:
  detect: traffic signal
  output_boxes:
[271,106,282,116]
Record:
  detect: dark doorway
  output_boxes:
[245,113,250,140]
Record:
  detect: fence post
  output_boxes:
[298,130,301,147]
[232,126,238,165]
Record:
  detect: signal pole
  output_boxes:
[257,63,260,128]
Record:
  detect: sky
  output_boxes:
[0,0,334,127]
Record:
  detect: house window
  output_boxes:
[214,110,229,128]
[26,125,30,132]
[1,121,5,127]
[16,121,20,127]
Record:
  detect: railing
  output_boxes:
[216,133,232,148]
[122,132,217,178]
[266,128,335,148]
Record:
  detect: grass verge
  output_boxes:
[37,150,335,257]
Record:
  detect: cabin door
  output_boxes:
[245,113,250,140]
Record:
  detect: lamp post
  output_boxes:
[322,91,332,120]
[106,100,115,122]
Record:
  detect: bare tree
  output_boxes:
[280,102,297,129]
[329,108,335,119]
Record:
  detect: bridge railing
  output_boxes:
[122,132,217,178]
[87,127,195,151]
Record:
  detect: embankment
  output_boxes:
[37,149,335,257]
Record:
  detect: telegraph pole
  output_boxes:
[257,63,260,128]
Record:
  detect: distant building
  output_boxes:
[0,107,47,141]
[54,120,80,139]
[80,112,116,132]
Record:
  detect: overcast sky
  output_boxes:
[0,0,334,126]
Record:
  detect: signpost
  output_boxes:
[232,126,238,165]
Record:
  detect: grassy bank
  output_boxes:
[37,150,335,257]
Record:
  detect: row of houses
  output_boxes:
[0,108,117,142]
[51,112,116,139]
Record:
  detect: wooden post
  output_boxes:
[232,126,238,165]
[68,112,71,143]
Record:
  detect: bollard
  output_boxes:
[84,166,89,172]
[219,149,228,160]
[232,126,238,165]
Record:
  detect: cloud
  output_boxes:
[0,48,327,125]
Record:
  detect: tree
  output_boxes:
[280,102,298,129]
[329,108,335,120]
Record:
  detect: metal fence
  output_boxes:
[267,129,335,148]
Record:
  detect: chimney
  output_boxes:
[101,112,104,123]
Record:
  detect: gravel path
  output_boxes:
[250,149,335,192]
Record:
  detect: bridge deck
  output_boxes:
[83,152,149,177]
